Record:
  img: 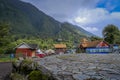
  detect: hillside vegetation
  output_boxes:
[0,0,94,39]
[0,0,96,53]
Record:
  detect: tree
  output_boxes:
[90,36,103,41]
[0,22,10,53]
[0,22,10,45]
[102,24,120,44]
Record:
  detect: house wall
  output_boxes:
[16,48,35,57]
[55,48,66,54]
[86,47,111,53]
[31,50,36,57]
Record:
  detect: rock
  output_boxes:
[101,68,120,75]
[61,66,67,70]
[110,78,119,80]
[83,70,96,76]
[91,75,104,80]
[72,69,80,74]
[54,72,73,80]
[87,66,97,70]
[18,57,24,61]
[73,74,90,80]
[35,54,120,80]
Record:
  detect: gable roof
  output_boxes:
[27,44,39,49]
[80,40,109,48]
[81,40,101,48]
[96,41,109,47]
[54,44,66,48]
[15,42,39,49]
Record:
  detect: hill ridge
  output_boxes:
[0,0,95,40]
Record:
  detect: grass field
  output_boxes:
[0,54,17,62]
[0,58,17,62]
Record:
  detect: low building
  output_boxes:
[54,44,67,54]
[15,42,39,57]
[79,38,111,53]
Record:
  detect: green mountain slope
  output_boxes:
[0,0,95,39]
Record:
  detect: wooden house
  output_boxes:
[79,38,111,53]
[15,42,39,57]
[54,44,67,54]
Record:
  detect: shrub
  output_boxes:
[10,73,25,80]
[28,70,49,80]
[20,59,33,75]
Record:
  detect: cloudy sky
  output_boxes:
[21,0,120,37]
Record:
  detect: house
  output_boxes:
[15,42,39,57]
[79,38,111,53]
[54,44,67,54]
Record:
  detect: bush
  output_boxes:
[10,73,25,80]
[20,59,33,75]
[28,70,49,80]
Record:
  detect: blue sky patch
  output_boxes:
[96,0,120,12]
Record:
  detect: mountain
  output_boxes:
[0,0,95,40]
[61,22,95,37]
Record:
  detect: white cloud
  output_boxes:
[74,17,87,24]
[85,27,98,32]
[72,8,120,34]
[74,8,120,25]
[111,12,120,19]
[77,24,98,32]
[74,8,109,24]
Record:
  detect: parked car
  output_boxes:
[36,49,46,58]
[44,49,55,55]
[65,49,76,54]
[36,53,45,58]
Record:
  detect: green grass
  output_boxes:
[0,54,17,62]
[0,58,17,62]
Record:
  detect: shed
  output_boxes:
[15,42,39,57]
[54,44,67,54]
